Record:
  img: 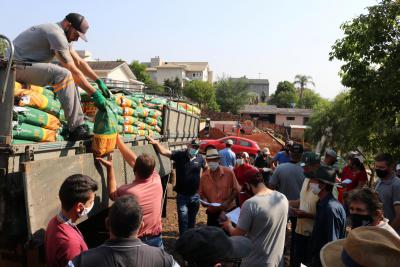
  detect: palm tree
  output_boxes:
[294,75,315,108]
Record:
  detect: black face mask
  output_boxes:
[350,213,374,228]
[376,169,389,179]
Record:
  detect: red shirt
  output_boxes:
[110,171,163,237]
[234,163,257,206]
[346,170,368,191]
[45,216,88,267]
[234,163,257,186]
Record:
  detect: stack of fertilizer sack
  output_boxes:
[12,82,66,144]
[81,92,164,140]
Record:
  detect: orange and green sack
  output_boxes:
[29,85,55,98]
[16,106,61,131]
[133,107,149,118]
[122,107,135,116]
[12,123,57,142]
[16,89,61,116]
[144,117,158,126]
[148,109,162,119]
[123,116,140,125]
[92,101,118,157]
[123,125,139,134]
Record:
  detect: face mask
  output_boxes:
[78,201,94,217]
[236,158,244,165]
[376,169,389,179]
[350,214,374,228]
[309,183,321,195]
[188,148,198,157]
[208,162,220,171]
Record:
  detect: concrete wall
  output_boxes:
[156,68,185,85]
[248,83,269,100]
[275,114,304,126]
[186,68,209,82]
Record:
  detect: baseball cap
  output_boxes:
[226,139,234,145]
[176,226,252,265]
[300,152,321,167]
[190,139,200,148]
[290,143,304,154]
[325,149,337,159]
[320,226,400,267]
[396,164,400,171]
[65,13,89,42]
[308,165,336,185]
[261,147,271,155]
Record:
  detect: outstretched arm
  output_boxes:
[116,135,137,168]
[147,136,172,158]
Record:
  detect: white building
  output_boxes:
[143,56,213,86]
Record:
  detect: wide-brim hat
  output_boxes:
[206,148,220,159]
[308,165,336,185]
[320,226,400,267]
[176,226,252,264]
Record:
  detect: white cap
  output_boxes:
[243,152,249,158]
[226,139,234,145]
[262,147,271,155]
[396,164,400,171]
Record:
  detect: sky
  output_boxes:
[1,0,378,99]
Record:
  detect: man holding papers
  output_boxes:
[199,149,241,227]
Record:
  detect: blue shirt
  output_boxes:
[219,148,236,168]
[273,151,290,165]
[311,193,346,266]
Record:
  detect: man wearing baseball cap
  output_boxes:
[308,165,346,267]
[219,139,236,168]
[176,226,252,267]
[12,13,111,141]
[290,152,321,267]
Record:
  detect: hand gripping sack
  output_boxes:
[92,101,118,157]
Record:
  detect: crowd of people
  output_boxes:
[45,138,400,267]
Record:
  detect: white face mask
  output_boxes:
[309,183,321,195]
[78,201,94,217]
[208,162,220,171]
[236,158,244,165]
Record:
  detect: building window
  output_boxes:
[286,116,295,121]
[304,117,309,124]
[192,73,196,77]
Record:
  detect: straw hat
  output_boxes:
[206,148,220,159]
[320,226,400,267]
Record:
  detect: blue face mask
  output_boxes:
[188,148,198,157]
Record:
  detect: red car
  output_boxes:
[199,136,260,159]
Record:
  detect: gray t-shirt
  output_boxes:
[270,162,305,200]
[237,191,288,267]
[13,23,70,62]
[375,174,400,232]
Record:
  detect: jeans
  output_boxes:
[292,233,311,267]
[289,216,297,267]
[177,193,200,235]
[140,234,164,249]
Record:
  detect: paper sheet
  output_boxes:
[226,207,241,225]
[200,199,221,207]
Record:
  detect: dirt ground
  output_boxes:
[240,132,283,156]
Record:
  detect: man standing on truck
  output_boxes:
[45,174,98,267]
[147,137,206,235]
[12,13,110,141]
[98,136,164,248]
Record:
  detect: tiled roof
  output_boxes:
[87,61,125,71]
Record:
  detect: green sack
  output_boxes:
[13,122,57,142]
[18,90,62,116]
[12,139,37,145]
[83,120,94,135]
[15,106,61,131]
[117,115,124,125]
[108,101,123,115]
[133,107,149,118]
[92,101,118,157]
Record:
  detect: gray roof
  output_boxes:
[87,61,126,71]
[240,105,313,116]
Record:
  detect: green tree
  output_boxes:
[301,88,329,109]
[0,39,8,58]
[183,80,219,111]
[164,77,182,96]
[215,77,250,114]
[129,60,162,93]
[329,0,400,157]
[294,74,315,108]
[269,81,298,107]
